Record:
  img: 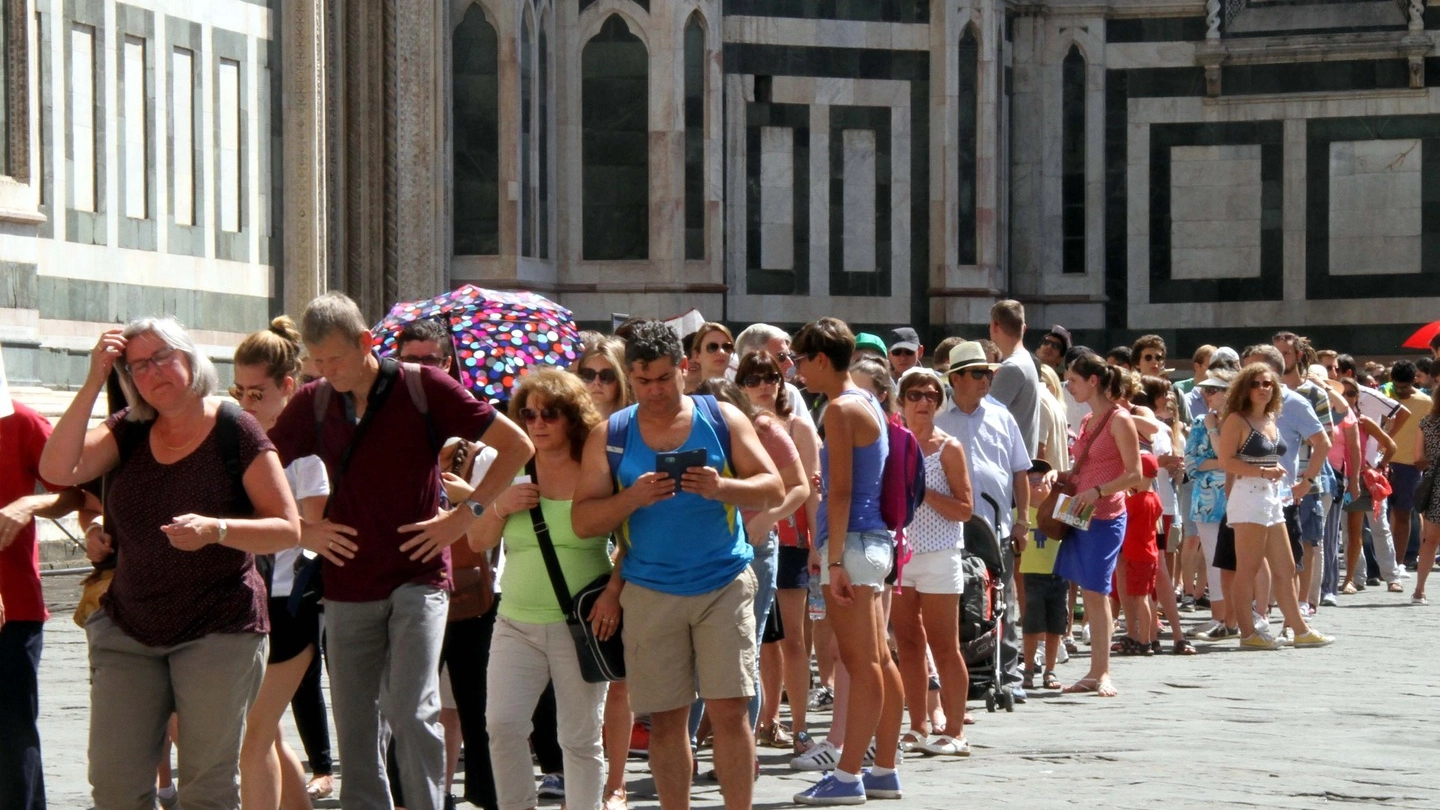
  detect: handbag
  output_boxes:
[526,460,626,683]
[1417,468,1437,515]
[1038,407,1117,542]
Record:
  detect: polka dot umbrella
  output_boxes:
[372,285,582,402]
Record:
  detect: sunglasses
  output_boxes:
[520,407,563,424]
[578,368,618,384]
[1142,353,1165,362]
[400,354,447,368]
[777,351,799,364]
[904,390,942,405]
[889,347,916,357]
[228,385,265,405]
[704,341,734,355]
[740,373,782,388]
[964,369,994,381]
[1250,380,1275,390]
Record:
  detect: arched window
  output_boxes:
[520,10,534,257]
[582,15,648,260]
[453,5,500,256]
[683,12,705,259]
[1062,44,1086,274]
[957,25,978,265]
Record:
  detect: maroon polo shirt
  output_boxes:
[269,362,497,602]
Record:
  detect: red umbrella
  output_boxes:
[1403,321,1440,350]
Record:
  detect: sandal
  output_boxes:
[1042,670,1061,689]
[1342,582,1358,595]
[604,788,629,810]
[306,775,335,800]
[963,712,976,725]
[1388,582,1405,593]
[1173,638,1197,656]
[898,729,927,754]
[1063,677,1118,697]
[918,734,971,757]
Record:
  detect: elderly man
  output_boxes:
[935,341,1032,699]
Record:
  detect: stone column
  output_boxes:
[394,0,451,299]
[280,0,328,315]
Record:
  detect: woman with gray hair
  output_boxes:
[40,318,301,810]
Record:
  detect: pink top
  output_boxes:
[1069,407,1130,521]
[742,415,799,525]
[1328,410,1356,472]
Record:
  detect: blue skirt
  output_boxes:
[1053,514,1127,596]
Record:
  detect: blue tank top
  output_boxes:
[816,389,889,547]
[1238,418,1286,466]
[616,400,752,596]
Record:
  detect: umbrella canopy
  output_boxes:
[1403,321,1440,351]
[373,286,582,401]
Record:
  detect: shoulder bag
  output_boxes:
[526,459,626,683]
[1037,407,1117,542]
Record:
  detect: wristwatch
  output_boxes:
[462,499,485,518]
[1304,476,1318,487]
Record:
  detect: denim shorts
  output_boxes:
[819,530,893,588]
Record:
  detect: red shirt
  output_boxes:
[0,402,59,623]
[268,363,497,602]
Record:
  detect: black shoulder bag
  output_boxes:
[526,458,626,683]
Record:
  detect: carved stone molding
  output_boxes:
[4,0,31,183]
[280,0,329,316]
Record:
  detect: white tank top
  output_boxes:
[909,444,964,555]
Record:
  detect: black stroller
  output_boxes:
[960,493,1014,712]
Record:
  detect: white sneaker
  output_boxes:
[1252,611,1269,634]
[1081,623,1092,645]
[790,740,840,771]
[1056,642,1070,664]
[1033,641,1047,670]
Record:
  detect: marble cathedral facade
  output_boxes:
[3,0,1440,385]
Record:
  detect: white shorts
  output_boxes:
[897,547,965,595]
[438,663,456,711]
[1227,477,1286,527]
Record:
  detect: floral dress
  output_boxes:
[1421,415,1440,524]
[1185,414,1227,526]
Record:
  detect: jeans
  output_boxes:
[86,613,265,810]
[1320,489,1345,599]
[747,535,779,729]
[486,616,607,810]
[999,542,1023,687]
[326,584,448,810]
[0,621,44,810]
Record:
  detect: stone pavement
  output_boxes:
[34,572,1440,809]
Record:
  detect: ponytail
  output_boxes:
[1069,351,1124,401]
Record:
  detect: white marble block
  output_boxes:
[842,128,876,274]
[759,126,794,271]
[1329,138,1422,276]
[1169,144,1262,280]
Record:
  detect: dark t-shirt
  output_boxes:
[103,407,272,647]
[268,363,497,602]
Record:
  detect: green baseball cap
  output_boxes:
[855,332,888,357]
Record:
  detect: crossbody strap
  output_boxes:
[1071,406,1117,483]
[321,358,402,518]
[525,458,576,618]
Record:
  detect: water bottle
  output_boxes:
[807,576,826,621]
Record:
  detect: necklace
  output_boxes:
[155,416,206,451]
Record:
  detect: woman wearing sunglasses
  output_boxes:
[735,351,821,753]
[687,322,735,392]
[230,317,333,810]
[1216,364,1333,649]
[574,338,632,420]
[469,368,613,810]
[891,368,975,755]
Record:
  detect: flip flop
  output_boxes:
[963,712,976,725]
[918,734,971,757]
[1062,678,1099,694]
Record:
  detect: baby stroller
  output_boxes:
[960,494,1013,712]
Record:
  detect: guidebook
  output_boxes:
[1052,493,1095,531]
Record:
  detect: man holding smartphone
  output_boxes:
[574,320,783,810]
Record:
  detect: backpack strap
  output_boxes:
[605,406,636,492]
[399,361,441,456]
[215,401,254,516]
[691,394,732,473]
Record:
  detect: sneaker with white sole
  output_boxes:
[1292,629,1335,648]
[861,769,903,800]
[1319,594,1339,607]
[1187,619,1221,639]
[793,773,866,805]
[1195,624,1237,642]
[791,740,841,771]
[1413,594,1429,606]
[1240,630,1285,651]
[808,686,835,711]
[538,773,565,798]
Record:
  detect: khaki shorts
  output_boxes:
[620,567,758,714]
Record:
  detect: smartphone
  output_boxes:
[656,448,708,494]
[513,474,532,485]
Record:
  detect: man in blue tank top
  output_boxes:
[574,320,782,810]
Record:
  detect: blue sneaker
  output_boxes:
[1011,686,1028,704]
[537,772,564,798]
[793,773,867,805]
[861,769,903,800]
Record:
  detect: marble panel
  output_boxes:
[1328,138,1422,275]
[71,25,96,213]
[1169,144,1263,280]
[842,129,876,274]
[759,126,794,270]
[122,37,147,219]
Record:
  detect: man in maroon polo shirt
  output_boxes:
[269,293,532,810]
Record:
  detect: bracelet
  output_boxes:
[828,561,845,569]
[1093,486,1103,499]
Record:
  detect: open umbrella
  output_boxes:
[1402,321,1440,350]
[372,285,582,401]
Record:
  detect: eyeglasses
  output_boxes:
[740,373,782,388]
[126,348,178,377]
[904,390,942,405]
[889,347,916,357]
[399,354,448,368]
[578,368,618,385]
[1142,353,1165,363]
[228,385,265,405]
[449,443,469,476]
[1041,339,1065,351]
[520,406,563,424]
[1250,380,1275,390]
[777,351,799,364]
[964,369,994,381]
[704,341,734,355]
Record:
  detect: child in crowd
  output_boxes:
[1113,454,1162,655]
